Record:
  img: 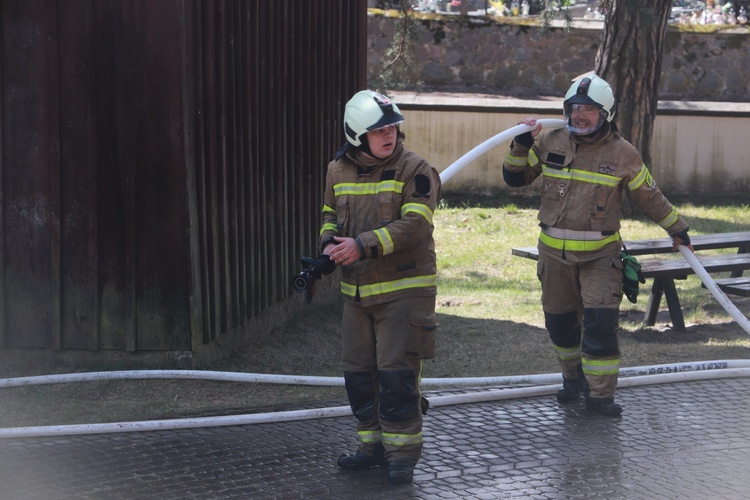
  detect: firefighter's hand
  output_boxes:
[672,237,694,252]
[328,236,361,266]
[518,117,542,138]
[670,229,693,252]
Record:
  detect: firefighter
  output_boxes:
[502,74,694,416]
[320,90,441,484]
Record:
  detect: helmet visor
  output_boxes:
[564,103,607,135]
[367,111,404,131]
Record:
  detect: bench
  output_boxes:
[640,253,750,330]
[702,277,750,297]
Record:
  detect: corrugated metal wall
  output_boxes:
[0,0,366,355]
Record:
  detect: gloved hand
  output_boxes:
[670,228,692,251]
[512,131,535,148]
[621,252,646,303]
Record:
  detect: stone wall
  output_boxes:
[367,15,750,102]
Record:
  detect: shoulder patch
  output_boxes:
[598,163,616,175]
[415,174,431,195]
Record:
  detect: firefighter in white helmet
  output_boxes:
[502,74,693,416]
[320,90,441,483]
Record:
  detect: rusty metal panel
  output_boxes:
[0,0,366,353]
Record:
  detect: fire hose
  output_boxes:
[678,246,750,334]
[439,118,566,183]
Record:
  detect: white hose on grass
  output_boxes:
[678,245,750,335]
[439,119,566,183]
[2,360,750,438]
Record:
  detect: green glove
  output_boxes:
[621,252,646,303]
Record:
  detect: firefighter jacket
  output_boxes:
[319,133,441,305]
[503,124,689,263]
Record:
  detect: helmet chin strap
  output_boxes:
[356,135,377,158]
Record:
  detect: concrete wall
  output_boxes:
[368,15,750,102]
[391,92,750,196]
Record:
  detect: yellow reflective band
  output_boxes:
[505,153,528,167]
[402,202,434,224]
[529,149,539,165]
[322,204,336,214]
[341,274,437,299]
[542,166,621,187]
[382,431,423,447]
[320,223,337,235]
[357,430,383,444]
[334,180,404,196]
[374,227,394,255]
[529,149,539,164]
[657,207,680,230]
[553,345,581,361]
[582,357,620,376]
[628,164,651,191]
[539,230,620,252]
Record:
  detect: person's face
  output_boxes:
[568,104,604,135]
[366,124,398,158]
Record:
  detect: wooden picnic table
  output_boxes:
[511,231,750,331]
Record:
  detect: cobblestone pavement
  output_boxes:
[1,377,750,499]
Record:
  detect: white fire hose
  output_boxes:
[439,118,566,183]
[2,360,750,438]
[678,246,750,334]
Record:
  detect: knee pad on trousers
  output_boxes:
[545,310,581,348]
[582,308,620,357]
[344,371,378,422]
[379,369,419,422]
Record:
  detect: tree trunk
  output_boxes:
[595,0,672,169]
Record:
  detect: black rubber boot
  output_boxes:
[337,443,387,470]
[557,365,589,403]
[585,396,623,416]
[556,376,589,402]
[386,459,415,485]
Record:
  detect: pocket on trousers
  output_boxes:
[405,311,438,360]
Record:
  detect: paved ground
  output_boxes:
[1,376,750,499]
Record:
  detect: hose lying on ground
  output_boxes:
[1,359,746,389]
[1,360,749,438]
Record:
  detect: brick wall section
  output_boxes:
[367,15,750,102]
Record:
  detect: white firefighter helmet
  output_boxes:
[563,74,616,135]
[343,90,404,148]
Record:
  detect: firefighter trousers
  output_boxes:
[537,251,623,399]
[341,295,437,464]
